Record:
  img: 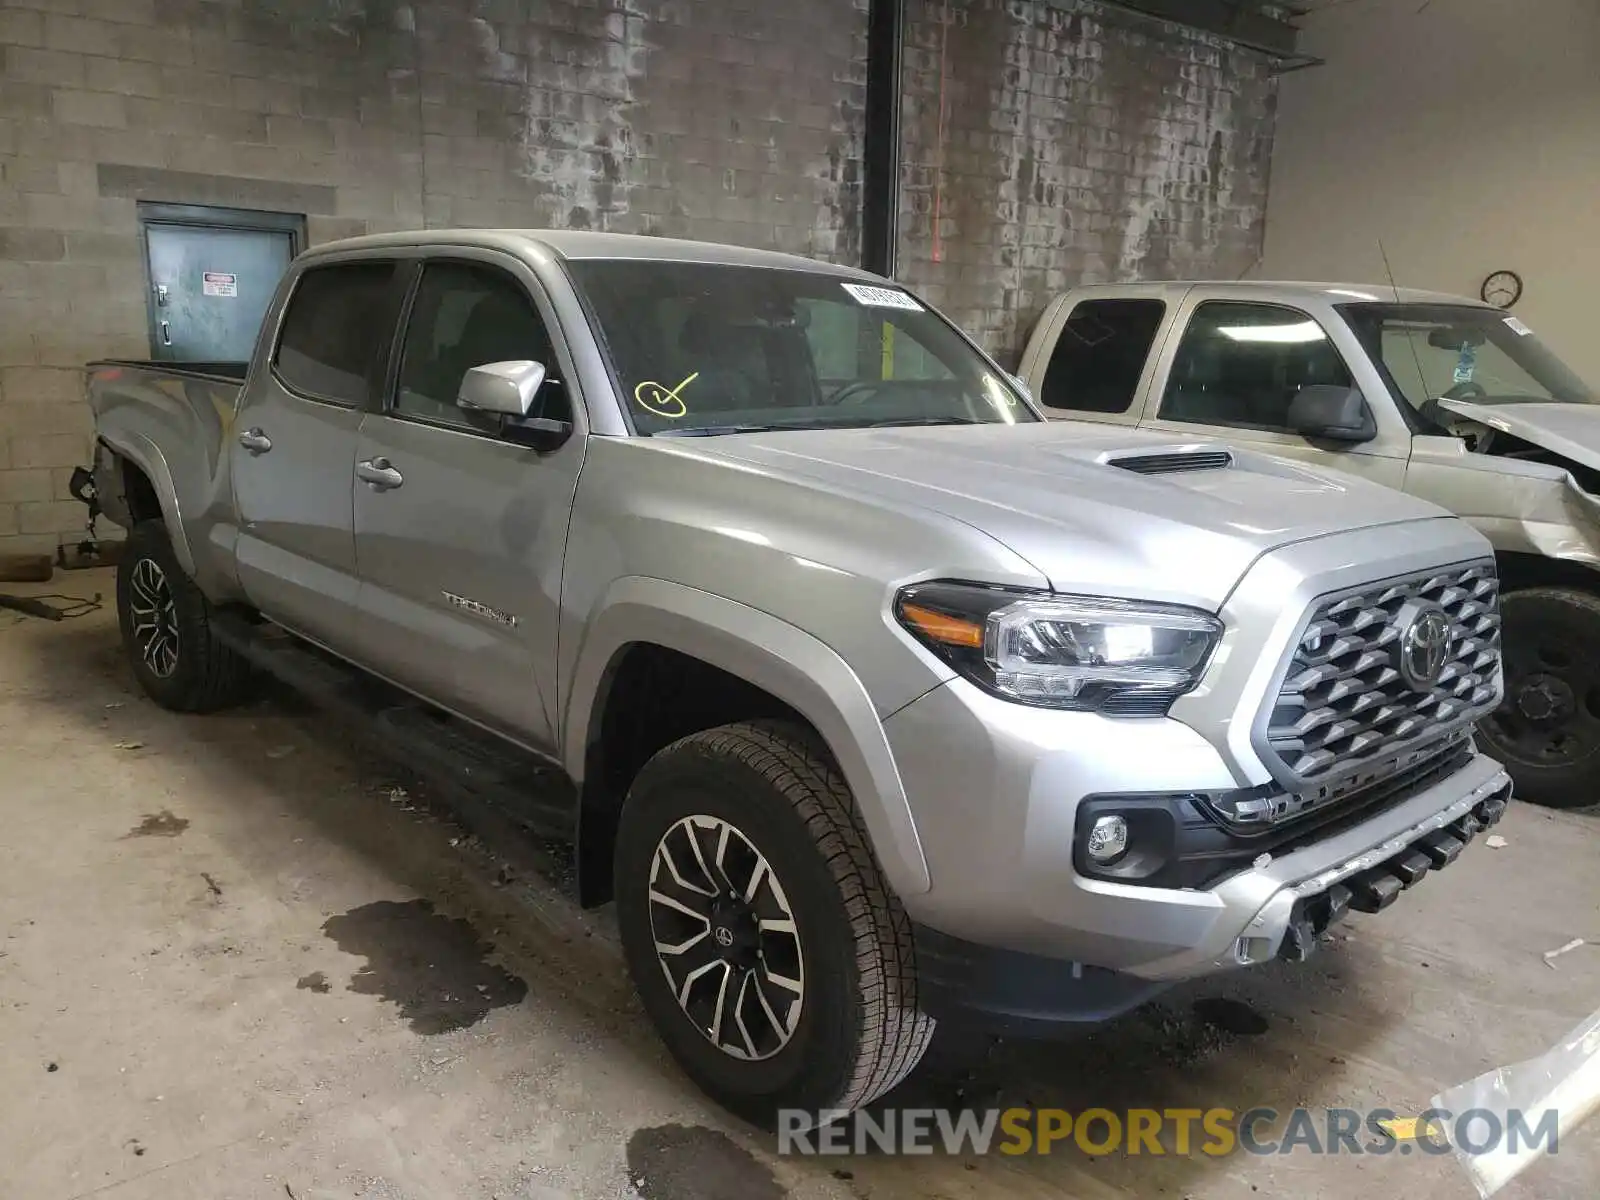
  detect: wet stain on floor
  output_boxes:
[627,1124,785,1200]
[296,970,331,994]
[320,899,527,1034]
[124,810,189,838]
[1193,997,1270,1037]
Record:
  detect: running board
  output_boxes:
[210,613,576,847]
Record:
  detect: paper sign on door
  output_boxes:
[202,271,238,298]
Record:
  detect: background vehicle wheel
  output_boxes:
[614,720,934,1126]
[116,520,253,713]
[1480,586,1600,809]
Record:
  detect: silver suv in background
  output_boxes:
[88,233,1509,1123]
[1021,281,1600,807]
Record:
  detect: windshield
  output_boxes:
[1339,303,1595,414]
[567,260,1037,435]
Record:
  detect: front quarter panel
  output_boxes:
[1407,436,1600,568]
[563,576,932,896]
[558,437,1053,899]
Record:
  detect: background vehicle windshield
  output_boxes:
[1340,302,1595,412]
[568,260,1037,435]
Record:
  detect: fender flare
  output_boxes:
[563,576,931,897]
[98,431,196,576]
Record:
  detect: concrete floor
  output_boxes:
[3,568,1599,1200]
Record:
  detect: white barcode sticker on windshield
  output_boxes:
[1504,316,1533,336]
[841,283,924,312]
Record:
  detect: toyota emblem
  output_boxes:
[1398,604,1451,690]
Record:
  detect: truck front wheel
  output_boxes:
[613,721,934,1126]
[116,521,253,713]
[1481,586,1600,809]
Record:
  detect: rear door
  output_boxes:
[349,254,585,752]
[1139,296,1411,488]
[231,258,403,650]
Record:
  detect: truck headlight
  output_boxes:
[895,582,1222,714]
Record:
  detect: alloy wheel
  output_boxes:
[128,557,180,679]
[647,814,804,1061]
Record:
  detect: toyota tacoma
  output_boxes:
[87,231,1510,1123]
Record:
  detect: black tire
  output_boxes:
[116,520,253,713]
[614,720,934,1126]
[1479,586,1600,809]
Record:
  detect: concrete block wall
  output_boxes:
[0,0,1275,555]
[0,0,867,555]
[897,0,1277,362]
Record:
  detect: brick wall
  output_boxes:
[0,0,1275,555]
[898,0,1277,362]
[0,0,867,554]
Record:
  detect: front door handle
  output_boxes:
[357,457,404,491]
[237,428,272,454]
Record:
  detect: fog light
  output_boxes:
[1086,814,1129,863]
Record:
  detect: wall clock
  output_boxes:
[1480,270,1523,309]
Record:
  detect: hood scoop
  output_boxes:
[1102,446,1235,475]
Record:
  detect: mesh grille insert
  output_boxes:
[1266,561,1501,781]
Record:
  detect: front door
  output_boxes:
[231,259,402,650]
[351,256,583,752]
[1140,299,1411,489]
[144,219,296,362]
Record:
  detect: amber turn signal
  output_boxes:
[899,602,984,649]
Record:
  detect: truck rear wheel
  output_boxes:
[613,720,934,1126]
[116,521,253,713]
[1480,586,1600,809]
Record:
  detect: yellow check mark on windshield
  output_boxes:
[635,371,699,419]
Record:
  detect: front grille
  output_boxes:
[1108,450,1233,475]
[1265,560,1501,783]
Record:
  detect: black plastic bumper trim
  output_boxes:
[911,924,1171,1034]
[1277,784,1511,960]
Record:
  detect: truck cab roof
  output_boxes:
[297,228,882,279]
[1061,280,1492,309]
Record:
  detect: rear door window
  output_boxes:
[1039,299,1166,414]
[273,261,397,406]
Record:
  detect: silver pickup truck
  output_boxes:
[88,232,1510,1124]
[1021,281,1600,808]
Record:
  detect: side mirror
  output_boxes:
[458,359,574,452]
[1287,385,1377,443]
[458,360,546,417]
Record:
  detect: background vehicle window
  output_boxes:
[1040,298,1165,414]
[274,262,396,405]
[1159,301,1353,431]
[1339,302,1595,412]
[395,261,568,430]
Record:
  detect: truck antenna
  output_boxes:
[1378,238,1432,411]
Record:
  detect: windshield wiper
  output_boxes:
[651,423,796,437]
[652,415,987,437]
[853,415,983,429]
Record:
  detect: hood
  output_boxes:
[678,423,1453,611]
[1438,399,1600,472]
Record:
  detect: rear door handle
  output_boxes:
[237,428,272,454]
[357,457,404,491]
